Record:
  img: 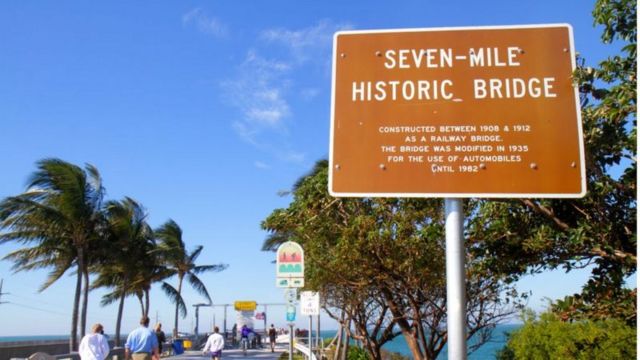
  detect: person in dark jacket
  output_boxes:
[154,323,166,355]
[268,324,277,352]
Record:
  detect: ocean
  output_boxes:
[1,324,519,359]
[386,324,519,359]
[0,335,69,343]
[317,324,520,359]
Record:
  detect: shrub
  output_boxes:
[497,312,636,359]
[347,347,370,360]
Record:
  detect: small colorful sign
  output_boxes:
[276,241,305,287]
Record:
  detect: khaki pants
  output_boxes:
[131,353,151,360]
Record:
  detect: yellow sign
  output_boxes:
[234,301,257,311]
[329,24,585,198]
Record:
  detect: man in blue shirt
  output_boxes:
[125,316,159,360]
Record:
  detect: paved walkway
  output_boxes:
[167,344,287,360]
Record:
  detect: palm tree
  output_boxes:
[155,219,227,337]
[0,158,105,351]
[92,197,155,346]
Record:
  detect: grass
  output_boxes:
[278,352,306,360]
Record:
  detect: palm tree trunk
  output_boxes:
[115,281,127,347]
[137,293,145,315]
[173,275,183,338]
[70,262,82,352]
[80,260,89,338]
[144,288,150,317]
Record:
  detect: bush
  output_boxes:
[347,347,370,360]
[278,352,305,360]
[497,312,636,359]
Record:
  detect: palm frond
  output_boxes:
[161,282,187,317]
[100,290,124,307]
[292,159,328,191]
[191,264,228,275]
[40,258,75,292]
[155,220,184,248]
[188,246,204,263]
[186,273,212,304]
[261,231,295,251]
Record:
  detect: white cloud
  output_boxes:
[246,107,287,126]
[254,161,271,170]
[231,121,259,146]
[300,88,320,100]
[183,8,227,38]
[221,51,291,134]
[280,151,306,164]
[260,19,353,64]
[221,21,351,165]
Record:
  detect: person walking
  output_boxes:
[268,324,277,352]
[125,316,159,360]
[154,323,166,356]
[239,325,254,355]
[79,323,110,360]
[202,326,225,360]
[231,324,237,346]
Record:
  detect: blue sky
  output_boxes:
[0,1,629,336]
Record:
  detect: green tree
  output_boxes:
[263,161,522,360]
[92,197,157,346]
[0,158,105,351]
[468,0,636,324]
[155,219,227,337]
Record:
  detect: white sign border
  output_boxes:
[328,23,587,199]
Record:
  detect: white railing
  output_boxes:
[293,341,317,360]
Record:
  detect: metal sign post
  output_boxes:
[308,316,313,360]
[445,198,467,359]
[289,323,295,360]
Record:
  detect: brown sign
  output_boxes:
[329,24,586,198]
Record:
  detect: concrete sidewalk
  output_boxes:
[167,345,286,360]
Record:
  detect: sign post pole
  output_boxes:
[445,198,467,360]
[308,315,313,359]
[289,323,294,360]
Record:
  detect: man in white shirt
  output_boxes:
[79,323,110,360]
[202,326,225,360]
